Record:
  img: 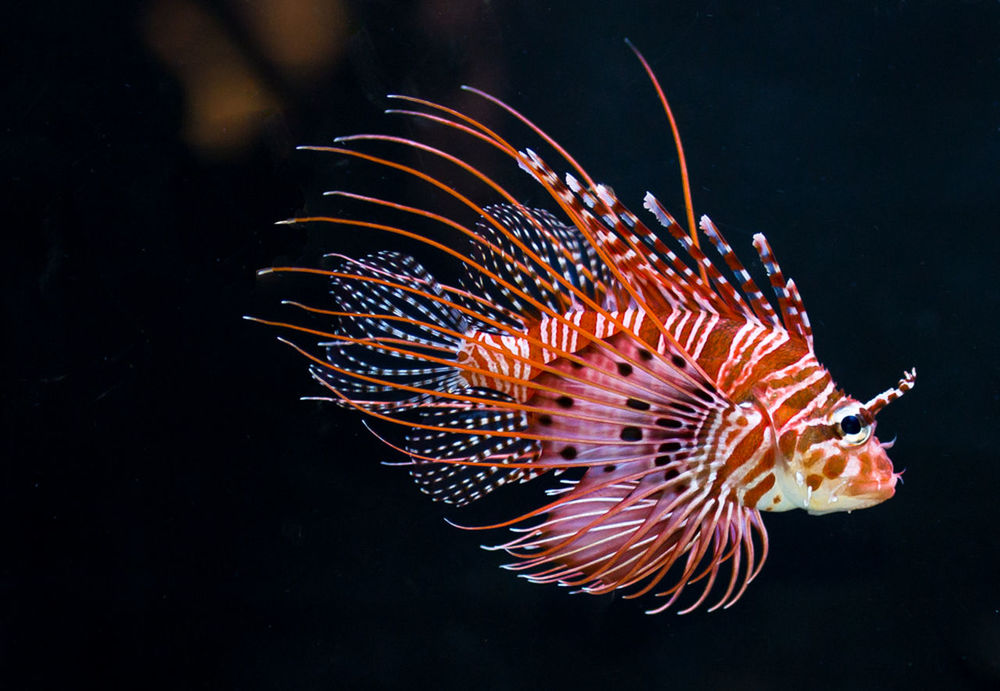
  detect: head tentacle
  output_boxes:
[864,368,917,416]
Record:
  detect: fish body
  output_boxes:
[254,52,914,613]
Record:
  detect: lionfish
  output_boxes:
[251,45,915,614]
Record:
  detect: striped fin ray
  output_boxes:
[525,330,727,471]
[517,147,718,319]
[500,482,768,614]
[698,215,780,326]
[293,139,715,400]
[752,233,813,343]
[530,149,812,351]
[470,330,770,612]
[577,178,719,314]
[381,94,634,315]
[305,141,640,347]
[356,97,713,366]
[521,150,752,327]
[643,193,763,320]
[377,95,617,301]
[516,149,651,313]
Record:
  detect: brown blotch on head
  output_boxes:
[778,430,797,459]
[823,456,847,478]
[806,474,823,491]
[858,452,873,475]
[743,473,775,507]
[774,383,830,429]
[875,455,892,474]
[795,424,834,456]
[804,450,824,468]
[772,495,782,504]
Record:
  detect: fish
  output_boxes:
[250,44,915,614]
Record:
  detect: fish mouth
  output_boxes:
[843,473,898,507]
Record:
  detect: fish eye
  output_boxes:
[840,415,862,435]
[834,410,871,445]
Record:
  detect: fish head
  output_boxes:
[776,369,916,515]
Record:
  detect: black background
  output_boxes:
[5,1,999,689]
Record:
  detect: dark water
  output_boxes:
[6,1,999,689]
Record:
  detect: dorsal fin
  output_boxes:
[468,204,618,318]
[752,233,814,347]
